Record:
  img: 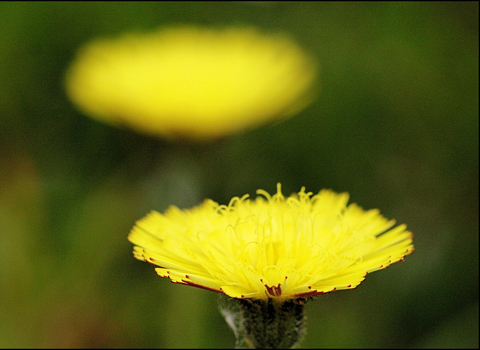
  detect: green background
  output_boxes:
[0,2,478,348]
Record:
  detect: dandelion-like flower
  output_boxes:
[129,184,414,348]
[65,26,317,141]
[129,184,413,300]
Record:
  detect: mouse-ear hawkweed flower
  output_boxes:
[128,184,414,348]
[65,26,317,141]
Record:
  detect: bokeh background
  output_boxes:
[0,2,478,348]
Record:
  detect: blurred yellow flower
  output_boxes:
[128,184,414,301]
[65,26,317,141]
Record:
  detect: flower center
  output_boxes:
[264,283,282,297]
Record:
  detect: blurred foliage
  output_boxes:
[0,2,478,348]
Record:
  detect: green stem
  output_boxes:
[218,295,307,349]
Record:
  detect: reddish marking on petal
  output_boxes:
[180,280,223,294]
[295,283,361,298]
[146,257,159,265]
[241,295,245,298]
[146,258,166,268]
[185,275,189,278]
[365,271,369,275]
[333,287,336,291]
[294,290,325,298]
[308,286,312,289]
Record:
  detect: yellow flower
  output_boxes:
[128,184,414,301]
[65,26,317,141]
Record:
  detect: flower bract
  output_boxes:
[65,26,317,141]
[128,184,414,301]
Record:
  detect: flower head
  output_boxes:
[129,184,414,301]
[65,26,317,141]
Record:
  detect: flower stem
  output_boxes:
[218,295,307,349]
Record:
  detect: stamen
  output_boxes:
[265,283,282,297]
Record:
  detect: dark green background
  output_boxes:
[0,2,478,348]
